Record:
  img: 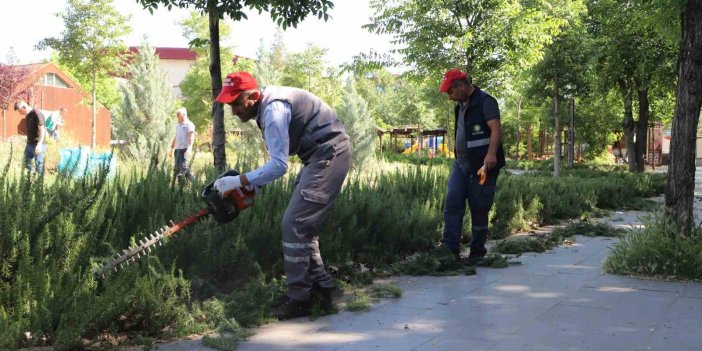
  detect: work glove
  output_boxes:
[213,175,242,197]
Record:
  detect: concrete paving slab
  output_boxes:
[680,282,702,298]
[583,274,686,294]
[646,296,702,350]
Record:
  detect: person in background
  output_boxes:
[169,107,195,181]
[15,101,46,175]
[43,107,66,141]
[437,68,506,264]
[211,71,351,320]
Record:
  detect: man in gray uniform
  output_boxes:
[212,71,351,320]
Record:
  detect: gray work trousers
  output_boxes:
[282,142,351,301]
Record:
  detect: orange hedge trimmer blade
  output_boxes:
[94,208,210,278]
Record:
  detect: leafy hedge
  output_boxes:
[0,153,665,349]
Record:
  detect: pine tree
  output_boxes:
[115,41,176,158]
[38,0,130,148]
[336,79,376,168]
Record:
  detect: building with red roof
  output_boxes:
[2,62,111,147]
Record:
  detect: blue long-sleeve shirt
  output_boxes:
[245,100,291,186]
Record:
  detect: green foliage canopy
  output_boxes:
[365,0,573,87]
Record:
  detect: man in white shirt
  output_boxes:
[169,107,195,181]
[212,71,351,320]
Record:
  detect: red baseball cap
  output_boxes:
[215,71,258,104]
[439,69,467,93]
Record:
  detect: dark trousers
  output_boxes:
[173,148,192,179]
[24,144,46,175]
[442,161,499,252]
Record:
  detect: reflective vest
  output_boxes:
[255,86,349,163]
[454,87,506,173]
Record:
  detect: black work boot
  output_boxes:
[465,247,488,265]
[271,296,312,320]
[312,284,337,312]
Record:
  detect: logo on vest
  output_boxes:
[471,124,485,136]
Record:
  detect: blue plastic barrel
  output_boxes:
[58,147,117,178]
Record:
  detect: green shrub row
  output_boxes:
[491,171,665,238]
[0,154,665,349]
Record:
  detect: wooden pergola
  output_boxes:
[376,126,448,154]
[420,129,448,153]
[377,126,419,153]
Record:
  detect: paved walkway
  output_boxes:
[141,167,702,351]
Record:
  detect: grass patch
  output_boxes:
[338,282,402,314]
[494,221,625,256]
[493,238,550,254]
[604,212,702,280]
[370,284,403,298]
[392,252,477,276]
[345,291,374,312]
[552,221,626,238]
[477,253,512,268]
[201,319,252,351]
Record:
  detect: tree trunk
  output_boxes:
[209,7,226,172]
[526,121,533,160]
[620,83,636,172]
[516,96,522,159]
[2,109,6,140]
[568,98,575,169]
[666,0,702,233]
[538,127,545,157]
[634,89,650,172]
[92,69,97,149]
[553,76,561,176]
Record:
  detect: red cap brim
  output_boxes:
[439,79,452,93]
[215,89,243,104]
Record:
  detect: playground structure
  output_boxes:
[377,126,453,158]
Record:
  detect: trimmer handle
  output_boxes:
[201,170,256,223]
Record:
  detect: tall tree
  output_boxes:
[351,69,442,130]
[587,0,678,172]
[113,42,176,158]
[282,44,343,108]
[365,0,574,87]
[666,0,702,232]
[137,0,334,171]
[527,23,591,175]
[39,0,130,149]
[178,11,254,131]
[0,64,31,139]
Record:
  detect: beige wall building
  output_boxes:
[129,47,198,97]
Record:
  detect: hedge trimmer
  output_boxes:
[94,170,255,278]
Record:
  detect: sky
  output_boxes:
[0,0,398,68]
